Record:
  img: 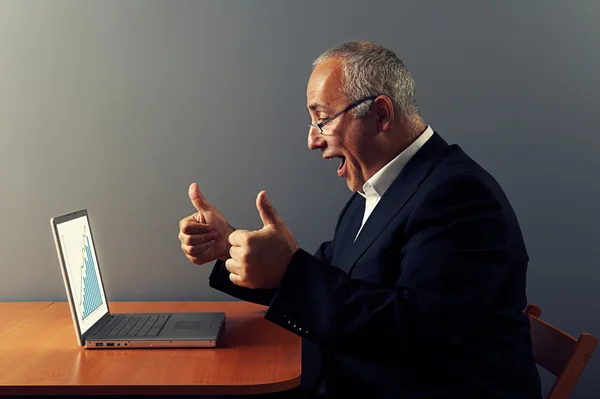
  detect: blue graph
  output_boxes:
[81,226,103,319]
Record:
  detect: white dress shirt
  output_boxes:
[355,125,434,241]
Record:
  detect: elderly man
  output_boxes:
[179,41,542,398]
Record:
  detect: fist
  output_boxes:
[225,190,299,289]
[179,183,232,265]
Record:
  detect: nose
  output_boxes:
[308,126,325,150]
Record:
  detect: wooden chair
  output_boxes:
[524,304,597,399]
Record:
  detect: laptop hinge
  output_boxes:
[82,312,113,340]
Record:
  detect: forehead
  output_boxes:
[307,57,345,111]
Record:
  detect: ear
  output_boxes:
[373,95,395,132]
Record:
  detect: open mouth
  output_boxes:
[336,156,346,177]
[324,155,347,177]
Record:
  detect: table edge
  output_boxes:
[0,374,302,395]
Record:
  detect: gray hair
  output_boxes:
[313,41,421,120]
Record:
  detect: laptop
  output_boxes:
[50,209,225,349]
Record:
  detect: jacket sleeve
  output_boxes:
[207,240,335,306]
[264,175,518,364]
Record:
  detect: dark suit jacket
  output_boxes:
[208,132,542,399]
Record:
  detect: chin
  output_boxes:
[346,179,360,193]
[342,168,361,192]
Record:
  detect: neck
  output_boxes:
[363,118,427,181]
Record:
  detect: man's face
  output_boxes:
[306,58,377,192]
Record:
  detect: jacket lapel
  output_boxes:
[331,194,363,273]
[339,132,451,274]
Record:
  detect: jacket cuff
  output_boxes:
[265,248,330,341]
[208,259,226,288]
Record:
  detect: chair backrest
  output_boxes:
[524,304,597,399]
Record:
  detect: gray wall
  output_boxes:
[1,1,598,397]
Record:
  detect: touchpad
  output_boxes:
[174,321,203,329]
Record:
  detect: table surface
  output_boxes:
[0,302,54,336]
[0,301,301,395]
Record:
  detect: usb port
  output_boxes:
[95,343,103,346]
[106,343,115,347]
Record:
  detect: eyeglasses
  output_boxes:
[308,95,379,135]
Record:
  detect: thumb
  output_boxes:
[188,182,210,213]
[256,190,282,228]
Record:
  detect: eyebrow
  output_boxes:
[308,103,331,112]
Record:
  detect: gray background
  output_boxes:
[1,1,598,397]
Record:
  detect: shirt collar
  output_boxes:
[358,125,434,199]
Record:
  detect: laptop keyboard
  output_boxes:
[92,314,171,338]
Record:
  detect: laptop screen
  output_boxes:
[55,213,109,335]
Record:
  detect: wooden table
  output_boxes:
[0,302,53,336]
[0,301,301,395]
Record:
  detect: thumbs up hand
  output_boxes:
[179,182,232,265]
[226,190,299,289]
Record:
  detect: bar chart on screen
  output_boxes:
[79,225,103,319]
